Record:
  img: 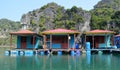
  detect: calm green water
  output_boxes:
[0,48,120,70]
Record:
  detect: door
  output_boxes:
[21,36,26,49]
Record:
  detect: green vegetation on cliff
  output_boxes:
[0,18,21,46]
[21,2,90,33]
[90,0,120,32]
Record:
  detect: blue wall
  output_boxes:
[17,36,21,48]
[26,36,33,49]
[86,34,112,48]
[46,34,75,49]
[114,36,120,48]
[17,35,40,49]
[69,35,74,48]
[98,35,111,48]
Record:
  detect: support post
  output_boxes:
[85,35,86,48]
[68,34,69,49]
[33,36,35,49]
[43,35,46,49]
[74,34,76,48]
[50,34,52,49]
[105,34,107,48]
[10,34,12,50]
[92,35,94,49]
[112,34,114,46]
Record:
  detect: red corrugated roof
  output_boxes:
[10,29,36,35]
[42,28,79,34]
[85,29,114,34]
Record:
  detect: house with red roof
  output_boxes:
[10,29,42,49]
[41,28,79,49]
[84,29,114,49]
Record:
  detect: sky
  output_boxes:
[0,0,101,21]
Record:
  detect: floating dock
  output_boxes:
[4,49,82,56]
[5,48,120,56]
[90,49,120,54]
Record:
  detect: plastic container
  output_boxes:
[75,43,79,49]
[86,42,90,51]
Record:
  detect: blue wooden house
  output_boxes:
[84,29,114,49]
[114,34,120,48]
[10,29,42,49]
[41,28,79,49]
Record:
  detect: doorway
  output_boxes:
[21,36,26,49]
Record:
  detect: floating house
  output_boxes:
[10,29,42,49]
[84,29,114,49]
[114,34,120,48]
[41,28,79,49]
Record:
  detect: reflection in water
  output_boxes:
[86,53,91,64]
[0,54,120,70]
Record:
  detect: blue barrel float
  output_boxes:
[86,42,91,54]
[11,50,19,55]
[24,50,34,56]
[57,50,62,55]
[70,50,75,56]
[20,51,24,55]
[86,42,90,50]
[5,50,10,55]
[40,51,44,55]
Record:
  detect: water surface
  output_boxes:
[0,48,120,70]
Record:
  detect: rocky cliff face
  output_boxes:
[94,0,120,10]
[20,2,91,33]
